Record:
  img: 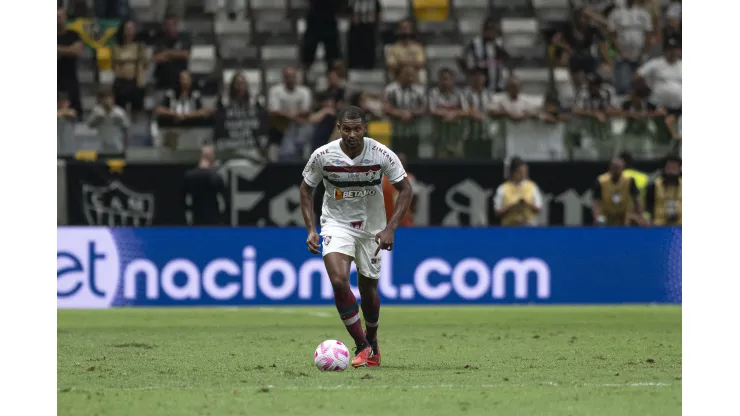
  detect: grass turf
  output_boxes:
[58,306,681,416]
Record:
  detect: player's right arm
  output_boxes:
[300,150,323,254]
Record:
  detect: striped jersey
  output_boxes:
[303,137,407,237]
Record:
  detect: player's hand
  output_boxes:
[374,228,395,256]
[306,231,321,254]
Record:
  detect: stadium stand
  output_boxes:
[57,0,681,161]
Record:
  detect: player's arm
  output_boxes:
[301,152,323,254]
[386,178,413,232]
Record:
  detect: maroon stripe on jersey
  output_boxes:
[323,164,381,173]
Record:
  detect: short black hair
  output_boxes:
[509,156,525,176]
[57,91,69,101]
[663,153,682,167]
[338,106,366,124]
[619,151,634,168]
[438,67,454,78]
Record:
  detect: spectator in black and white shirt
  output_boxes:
[153,15,192,90]
[573,73,618,123]
[383,64,427,158]
[155,70,212,128]
[214,72,267,155]
[608,0,653,94]
[458,17,509,92]
[428,68,468,124]
[464,68,496,120]
[347,0,381,69]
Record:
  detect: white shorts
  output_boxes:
[321,227,381,279]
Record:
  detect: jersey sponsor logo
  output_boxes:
[324,164,382,187]
[82,181,155,226]
[334,189,377,200]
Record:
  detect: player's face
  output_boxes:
[338,120,366,150]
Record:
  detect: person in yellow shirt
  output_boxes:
[494,157,543,226]
[385,19,426,79]
[645,154,681,226]
[591,157,645,226]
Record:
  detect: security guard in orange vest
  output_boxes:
[646,154,681,226]
[591,157,644,226]
[494,157,543,226]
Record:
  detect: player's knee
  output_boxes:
[328,273,350,294]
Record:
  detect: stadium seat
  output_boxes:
[413,0,450,22]
[218,37,259,67]
[425,44,460,60]
[380,0,411,22]
[250,0,288,22]
[416,20,459,44]
[189,45,217,74]
[253,19,296,45]
[215,19,251,36]
[261,45,299,65]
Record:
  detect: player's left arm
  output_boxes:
[387,178,413,231]
[375,149,413,254]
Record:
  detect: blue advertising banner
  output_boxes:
[57,227,682,308]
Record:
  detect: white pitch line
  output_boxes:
[257,307,331,318]
[58,382,673,393]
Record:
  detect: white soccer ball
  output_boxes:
[314,340,350,371]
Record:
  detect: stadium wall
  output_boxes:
[57,227,682,308]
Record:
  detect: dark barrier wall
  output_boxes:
[65,160,662,227]
[57,227,682,308]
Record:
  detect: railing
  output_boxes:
[57,114,681,162]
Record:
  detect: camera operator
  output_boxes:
[591,157,645,226]
[182,145,227,226]
[494,157,543,226]
[645,154,681,226]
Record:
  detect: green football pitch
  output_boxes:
[58,306,681,416]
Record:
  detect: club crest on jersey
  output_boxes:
[334,188,377,200]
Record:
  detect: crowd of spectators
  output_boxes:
[57,0,682,162]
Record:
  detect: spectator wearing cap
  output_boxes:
[608,0,653,94]
[573,73,618,124]
[458,17,509,92]
[385,19,425,80]
[494,157,543,227]
[635,35,681,141]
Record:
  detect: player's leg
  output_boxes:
[358,274,381,367]
[355,238,383,367]
[321,231,371,365]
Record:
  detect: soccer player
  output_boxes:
[299,106,413,368]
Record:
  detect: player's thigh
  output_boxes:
[321,231,355,282]
[354,237,381,281]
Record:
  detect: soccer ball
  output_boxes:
[314,340,350,371]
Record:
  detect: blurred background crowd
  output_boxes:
[57,0,682,164]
